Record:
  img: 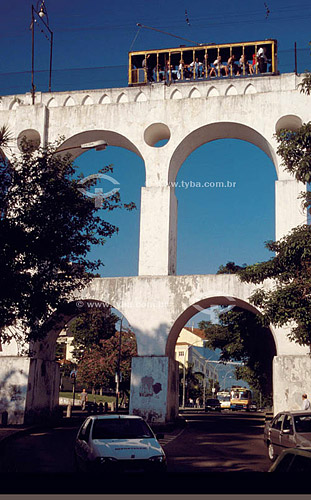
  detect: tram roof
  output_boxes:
[129,39,277,56]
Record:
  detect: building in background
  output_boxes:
[175,327,219,394]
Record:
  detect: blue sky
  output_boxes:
[1,1,310,364]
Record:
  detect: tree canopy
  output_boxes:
[199,308,275,402]
[76,329,137,391]
[68,306,119,362]
[0,135,134,344]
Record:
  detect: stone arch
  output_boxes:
[165,295,278,359]
[135,92,147,102]
[244,83,257,95]
[9,99,20,110]
[225,85,238,96]
[168,121,279,183]
[170,89,182,100]
[207,87,219,97]
[64,96,76,107]
[99,94,111,104]
[82,95,94,106]
[47,97,58,108]
[117,93,128,103]
[275,114,303,133]
[31,298,133,362]
[189,87,201,98]
[57,129,143,161]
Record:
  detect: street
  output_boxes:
[0,411,297,494]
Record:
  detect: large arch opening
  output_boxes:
[28,299,137,421]
[166,296,277,410]
[59,131,145,277]
[169,122,279,184]
[174,135,277,275]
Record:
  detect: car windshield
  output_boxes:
[206,399,219,404]
[92,418,154,440]
[294,415,311,433]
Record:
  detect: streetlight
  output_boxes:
[115,316,123,413]
[55,140,108,154]
[202,358,217,404]
[222,370,235,391]
[31,0,54,104]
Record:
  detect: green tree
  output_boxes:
[238,225,311,346]
[67,307,119,362]
[238,87,311,346]
[76,329,137,393]
[179,363,204,403]
[199,308,276,400]
[0,137,134,344]
[217,261,247,274]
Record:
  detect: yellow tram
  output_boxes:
[128,39,277,86]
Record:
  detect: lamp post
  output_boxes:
[202,358,217,404]
[115,316,123,413]
[222,371,234,391]
[55,140,108,154]
[31,1,54,104]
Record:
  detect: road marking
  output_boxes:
[159,428,185,447]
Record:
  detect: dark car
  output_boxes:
[264,410,311,461]
[269,447,311,472]
[248,401,257,412]
[205,398,221,412]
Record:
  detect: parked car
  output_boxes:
[248,401,257,412]
[269,447,311,472]
[205,398,221,412]
[74,415,166,474]
[264,411,311,461]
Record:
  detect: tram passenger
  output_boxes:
[183,64,192,79]
[227,54,239,75]
[177,59,184,79]
[155,63,164,81]
[190,57,203,78]
[209,56,228,77]
[257,47,268,73]
[239,54,254,75]
[142,54,154,82]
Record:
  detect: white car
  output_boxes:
[74,414,167,474]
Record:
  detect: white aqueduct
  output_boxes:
[0,73,311,423]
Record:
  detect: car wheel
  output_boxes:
[268,442,276,461]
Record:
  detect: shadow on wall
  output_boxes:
[0,366,29,425]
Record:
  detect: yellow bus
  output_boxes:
[230,386,252,411]
[128,39,277,86]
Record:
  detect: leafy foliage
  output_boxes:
[199,308,276,399]
[76,330,137,391]
[0,138,135,343]
[239,225,311,345]
[299,72,311,96]
[217,261,247,274]
[68,307,119,361]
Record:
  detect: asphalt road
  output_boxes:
[0,411,302,494]
[165,411,271,472]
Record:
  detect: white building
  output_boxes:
[175,327,218,386]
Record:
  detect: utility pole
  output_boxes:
[115,317,123,412]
